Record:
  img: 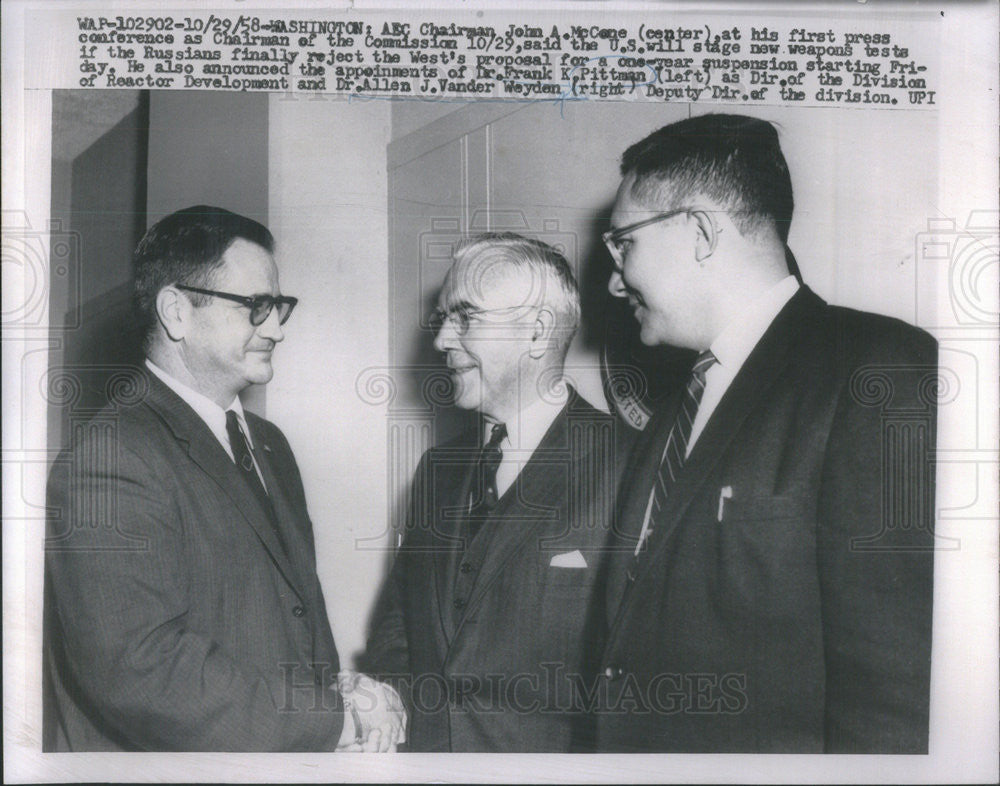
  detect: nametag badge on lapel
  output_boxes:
[717,485,734,522]
[549,549,587,568]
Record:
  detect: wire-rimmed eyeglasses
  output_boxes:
[428,304,536,335]
[176,284,299,326]
[602,207,720,271]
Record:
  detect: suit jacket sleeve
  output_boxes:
[45,433,345,751]
[816,322,936,753]
[361,452,431,705]
[362,552,410,682]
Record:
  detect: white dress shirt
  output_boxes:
[687,275,800,455]
[634,275,799,554]
[488,385,569,502]
[145,359,266,487]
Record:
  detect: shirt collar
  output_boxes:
[710,276,800,373]
[485,384,568,455]
[145,359,250,450]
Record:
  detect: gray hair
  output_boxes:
[450,232,581,353]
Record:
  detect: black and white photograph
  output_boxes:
[3,1,997,782]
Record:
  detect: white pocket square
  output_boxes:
[549,550,587,568]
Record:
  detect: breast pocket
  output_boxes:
[523,549,601,667]
[535,547,596,589]
[712,494,819,623]
[723,494,811,523]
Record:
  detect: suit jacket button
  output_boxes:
[604,666,623,681]
[459,562,473,573]
[453,597,465,610]
[292,605,306,618]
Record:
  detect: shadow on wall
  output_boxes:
[46,89,272,459]
[48,90,150,458]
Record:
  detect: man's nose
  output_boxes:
[432,319,457,352]
[257,306,285,342]
[607,269,628,298]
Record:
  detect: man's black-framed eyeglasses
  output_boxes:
[176,284,299,326]
[602,207,700,271]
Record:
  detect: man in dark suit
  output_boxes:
[596,114,937,753]
[364,233,628,751]
[44,206,403,751]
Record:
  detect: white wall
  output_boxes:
[267,96,392,666]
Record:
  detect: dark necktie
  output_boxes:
[466,422,507,543]
[631,350,717,571]
[225,410,288,556]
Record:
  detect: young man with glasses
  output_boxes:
[44,206,404,751]
[364,233,631,752]
[595,114,937,753]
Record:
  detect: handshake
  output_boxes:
[335,670,407,752]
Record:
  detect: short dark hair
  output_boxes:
[621,114,794,242]
[133,206,274,349]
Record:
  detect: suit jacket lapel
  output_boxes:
[605,385,685,614]
[142,373,305,599]
[431,444,478,645]
[248,419,312,597]
[452,401,575,640]
[614,289,819,611]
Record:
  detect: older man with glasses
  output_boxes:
[44,206,404,752]
[363,232,632,752]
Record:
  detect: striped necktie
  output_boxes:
[634,350,717,560]
[466,422,507,543]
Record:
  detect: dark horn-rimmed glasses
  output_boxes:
[176,284,299,326]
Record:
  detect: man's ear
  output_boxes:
[692,210,720,263]
[528,308,556,359]
[156,286,188,342]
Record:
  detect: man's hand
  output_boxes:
[335,670,407,752]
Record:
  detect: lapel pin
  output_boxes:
[717,486,734,522]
